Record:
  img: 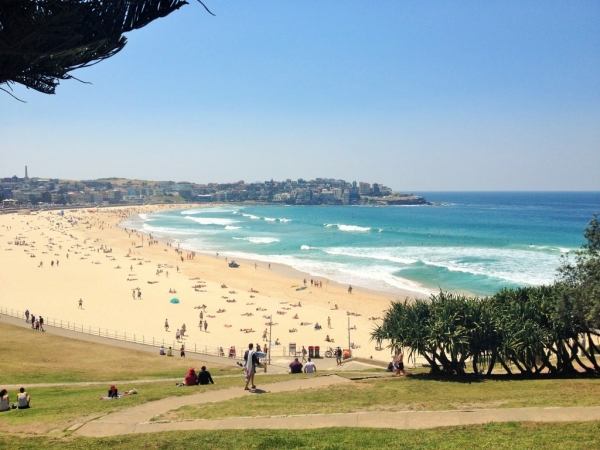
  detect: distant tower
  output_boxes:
[25,165,28,179]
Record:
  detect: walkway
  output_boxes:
[73,375,600,437]
[75,374,351,437]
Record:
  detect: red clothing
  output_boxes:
[184,372,197,386]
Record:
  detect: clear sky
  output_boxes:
[2,1,599,191]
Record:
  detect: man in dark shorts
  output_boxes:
[336,347,342,366]
[394,349,407,376]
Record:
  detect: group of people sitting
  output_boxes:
[0,387,30,411]
[179,367,215,386]
[288,357,317,374]
[159,345,173,356]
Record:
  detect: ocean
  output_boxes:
[128,192,600,297]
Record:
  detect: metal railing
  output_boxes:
[0,305,275,361]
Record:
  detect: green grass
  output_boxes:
[0,321,237,383]
[1,422,599,449]
[156,373,600,421]
[0,375,314,433]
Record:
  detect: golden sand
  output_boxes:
[0,205,421,361]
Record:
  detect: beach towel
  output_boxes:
[101,394,124,400]
[244,349,256,383]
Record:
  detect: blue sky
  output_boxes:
[2,1,599,190]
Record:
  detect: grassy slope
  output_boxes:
[157,373,600,421]
[0,321,235,383]
[0,375,314,432]
[1,423,600,449]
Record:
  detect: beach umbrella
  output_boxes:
[170,298,180,304]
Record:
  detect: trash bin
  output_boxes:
[309,346,314,358]
[314,346,320,358]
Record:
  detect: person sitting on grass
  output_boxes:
[196,366,215,385]
[15,387,30,409]
[166,346,173,357]
[184,368,197,386]
[0,389,10,412]
[289,357,303,374]
[107,385,118,398]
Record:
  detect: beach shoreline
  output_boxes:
[122,204,432,301]
[0,204,417,362]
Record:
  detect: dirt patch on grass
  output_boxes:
[451,400,510,410]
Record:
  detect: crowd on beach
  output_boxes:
[0,204,398,380]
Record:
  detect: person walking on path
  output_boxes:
[25,309,29,323]
[78,299,83,309]
[180,344,185,358]
[204,320,208,333]
[301,346,307,363]
[394,349,407,376]
[30,314,35,329]
[198,319,203,330]
[131,290,135,300]
[39,316,44,331]
[327,316,331,329]
[336,347,342,366]
[244,343,258,391]
[181,323,186,337]
[137,289,142,300]
[164,319,169,331]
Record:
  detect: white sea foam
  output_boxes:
[527,244,573,254]
[300,245,314,250]
[180,207,239,215]
[325,247,417,265]
[184,216,237,226]
[264,217,276,222]
[224,225,242,230]
[208,250,431,296]
[232,237,280,244]
[324,245,560,287]
[242,214,260,220]
[279,218,292,222]
[141,224,207,237]
[324,223,371,232]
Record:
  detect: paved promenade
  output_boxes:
[73,375,600,437]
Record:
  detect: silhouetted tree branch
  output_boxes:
[0,0,213,96]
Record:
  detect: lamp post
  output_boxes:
[348,316,352,358]
[268,314,272,367]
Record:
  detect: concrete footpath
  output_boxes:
[75,374,351,437]
[74,374,600,437]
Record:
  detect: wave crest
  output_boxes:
[324,223,371,232]
[232,237,279,244]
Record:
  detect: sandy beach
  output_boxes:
[0,205,423,362]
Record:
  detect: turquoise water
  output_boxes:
[131,192,600,297]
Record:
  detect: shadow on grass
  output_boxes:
[407,371,600,384]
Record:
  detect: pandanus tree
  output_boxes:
[0,0,213,98]
[372,216,600,376]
